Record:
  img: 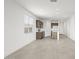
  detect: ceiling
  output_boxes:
[15,0,75,20]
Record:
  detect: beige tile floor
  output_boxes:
[5,35,75,59]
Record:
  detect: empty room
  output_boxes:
[4,0,75,59]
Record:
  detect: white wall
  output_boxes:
[4,0,36,57]
[59,21,64,34]
[63,16,75,40]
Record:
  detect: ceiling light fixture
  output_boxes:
[50,0,57,2]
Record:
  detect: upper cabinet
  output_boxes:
[36,20,43,28]
[51,23,58,28]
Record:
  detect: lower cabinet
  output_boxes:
[51,31,57,39]
[36,32,44,39]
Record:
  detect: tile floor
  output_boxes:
[5,35,75,59]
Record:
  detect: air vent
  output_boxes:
[50,0,57,2]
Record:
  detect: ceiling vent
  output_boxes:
[50,0,57,2]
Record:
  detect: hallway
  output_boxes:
[5,35,75,59]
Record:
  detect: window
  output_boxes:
[24,15,33,33]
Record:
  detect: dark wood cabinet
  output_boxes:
[36,20,44,39]
[36,20,43,28]
[51,23,58,28]
[36,32,45,39]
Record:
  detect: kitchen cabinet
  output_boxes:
[36,20,43,28]
[51,23,58,28]
[36,32,45,39]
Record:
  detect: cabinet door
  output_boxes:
[51,32,57,39]
[51,23,58,28]
[36,32,42,39]
[36,20,43,28]
[39,21,43,28]
[40,22,43,28]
